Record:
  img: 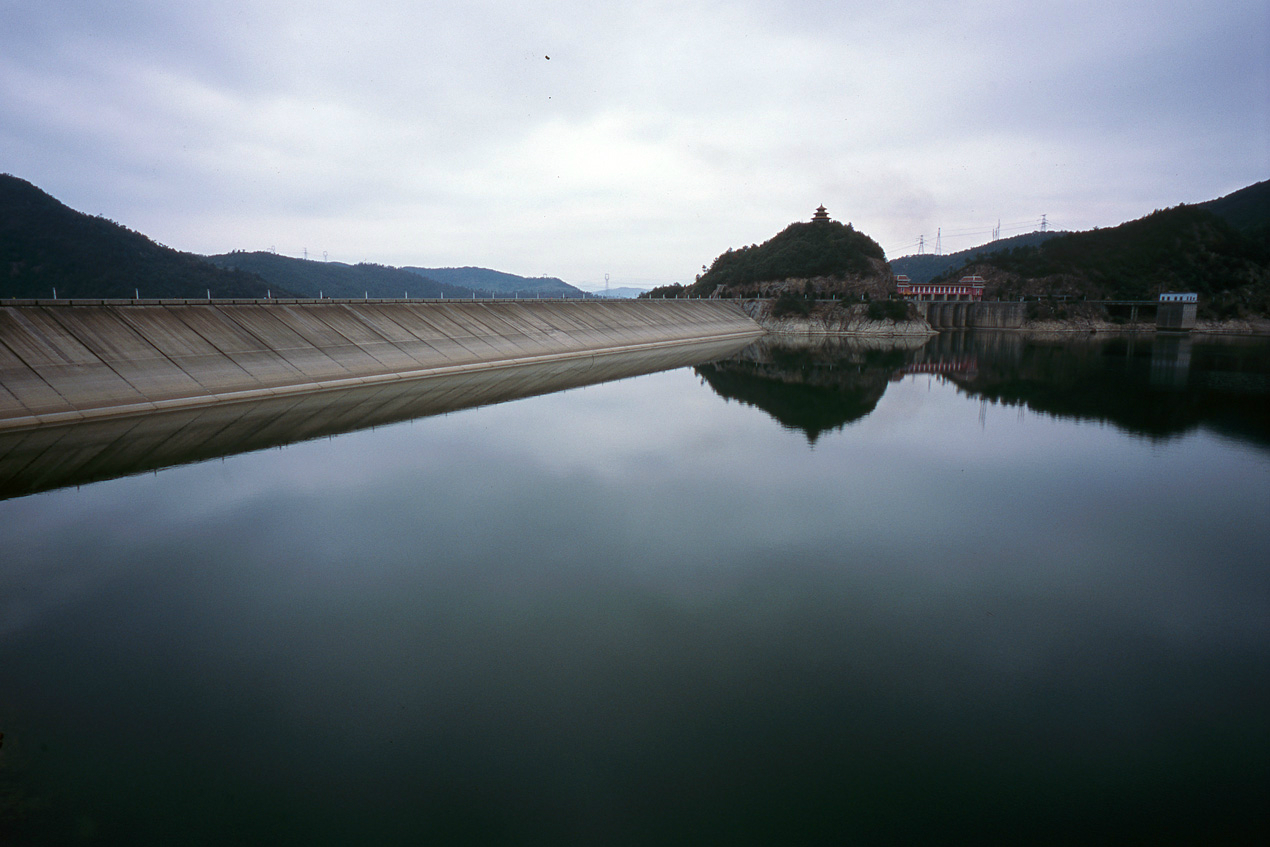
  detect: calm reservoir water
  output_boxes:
[2,331,1268,845]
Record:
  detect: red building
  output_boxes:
[896,275,985,301]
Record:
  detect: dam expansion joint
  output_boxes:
[0,299,763,429]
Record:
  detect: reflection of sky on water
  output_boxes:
[5,365,1267,657]
[2,354,1268,843]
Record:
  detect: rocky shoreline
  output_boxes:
[1004,316,1270,335]
[742,300,935,336]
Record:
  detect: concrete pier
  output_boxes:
[918,301,1026,329]
[1156,301,1198,331]
[0,299,763,430]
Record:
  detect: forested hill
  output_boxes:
[935,204,1270,317]
[0,174,279,299]
[401,266,584,297]
[1198,178,1270,249]
[685,212,894,300]
[890,230,1064,285]
[205,252,472,300]
[685,214,890,299]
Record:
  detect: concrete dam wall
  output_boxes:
[918,301,1026,329]
[0,337,759,500]
[0,299,763,430]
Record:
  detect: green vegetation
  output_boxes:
[771,288,814,317]
[0,174,279,299]
[937,205,1270,318]
[867,299,910,321]
[694,343,901,442]
[0,174,595,302]
[205,252,470,299]
[640,283,685,299]
[689,219,886,297]
[947,335,1270,444]
[1024,301,1074,322]
[401,266,585,298]
[1199,178,1270,252]
[890,230,1064,285]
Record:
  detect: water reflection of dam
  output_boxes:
[0,336,756,500]
[892,358,979,380]
[1150,335,1191,389]
[6,322,1265,497]
[940,332,1269,446]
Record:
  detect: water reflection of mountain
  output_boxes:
[940,333,1270,448]
[694,336,927,442]
[698,332,1270,450]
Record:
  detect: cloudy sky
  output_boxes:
[2,1,1266,289]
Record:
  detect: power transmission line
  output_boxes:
[889,215,1052,258]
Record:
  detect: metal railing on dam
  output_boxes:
[0,299,764,431]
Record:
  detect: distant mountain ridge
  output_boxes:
[7,172,1265,316]
[1197,179,1270,249]
[885,178,1270,318]
[204,251,473,300]
[891,180,1268,289]
[401,266,585,297]
[935,202,1270,317]
[890,230,1065,285]
[0,174,280,299]
[0,174,591,302]
[596,286,650,299]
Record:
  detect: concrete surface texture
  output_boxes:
[0,335,757,500]
[0,299,763,430]
[918,301,1026,329]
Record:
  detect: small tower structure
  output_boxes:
[812,204,830,223]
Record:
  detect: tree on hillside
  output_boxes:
[640,283,685,299]
[690,219,887,297]
[932,205,1270,317]
[1,174,279,298]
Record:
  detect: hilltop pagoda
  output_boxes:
[812,204,830,222]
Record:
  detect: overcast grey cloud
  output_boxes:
[2,0,1266,288]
